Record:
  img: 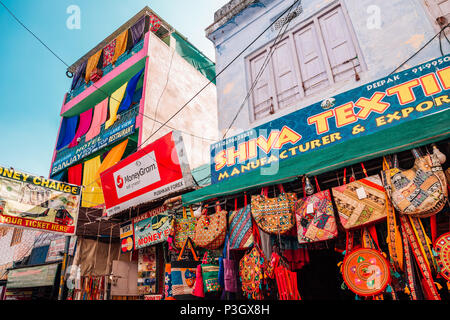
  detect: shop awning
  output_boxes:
[182,102,450,205]
[6,263,60,289]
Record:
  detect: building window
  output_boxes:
[248,4,362,121]
[10,228,23,246]
[423,0,450,28]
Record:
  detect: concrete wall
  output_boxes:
[140,31,219,169]
[207,0,450,136]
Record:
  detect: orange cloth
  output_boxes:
[95,139,128,187]
[85,50,102,84]
[111,30,129,65]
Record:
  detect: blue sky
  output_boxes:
[0,0,228,177]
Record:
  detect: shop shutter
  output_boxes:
[293,23,329,95]
[270,38,300,109]
[250,50,274,120]
[318,7,361,82]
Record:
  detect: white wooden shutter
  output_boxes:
[270,38,300,109]
[293,23,329,95]
[249,50,274,120]
[424,0,450,26]
[319,7,361,82]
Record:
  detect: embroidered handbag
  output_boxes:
[331,163,387,230]
[174,206,197,250]
[251,185,296,235]
[170,238,200,299]
[193,203,227,250]
[221,234,238,293]
[380,149,448,218]
[228,195,254,250]
[294,176,338,243]
[89,68,103,82]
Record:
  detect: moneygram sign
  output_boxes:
[100,131,194,216]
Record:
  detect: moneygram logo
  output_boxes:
[116,175,124,188]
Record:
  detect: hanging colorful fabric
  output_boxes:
[381,149,448,218]
[111,30,129,65]
[85,50,102,83]
[434,232,450,281]
[294,176,337,243]
[251,185,296,235]
[341,247,391,297]
[228,196,254,249]
[331,164,387,230]
[95,139,128,186]
[81,156,104,208]
[68,108,93,148]
[105,82,128,130]
[173,206,197,250]
[85,99,108,142]
[149,14,161,32]
[102,39,116,68]
[193,203,227,250]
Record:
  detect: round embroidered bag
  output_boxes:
[434,232,450,281]
[342,248,390,296]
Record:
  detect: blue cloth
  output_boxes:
[70,60,87,91]
[118,68,144,113]
[56,115,78,150]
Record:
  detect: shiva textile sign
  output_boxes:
[120,221,134,253]
[132,205,171,249]
[7,263,59,288]
[210,54,450,184]
[100,131,194,217]
[50,117,136,176]
[0,166,81,235]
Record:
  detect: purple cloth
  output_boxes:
[56,115,78,150]
[130,17,146,47]
[68,108,93,148]
[70,60,87,91]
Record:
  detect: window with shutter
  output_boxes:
[249,50,275,120]
[293,23,329,95]
[270,38,301,109]
[423,0,450,27]
[319,7,361,82]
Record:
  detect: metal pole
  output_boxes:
[57,235,71,300]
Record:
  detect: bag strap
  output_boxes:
[360,162,368,178]
[189,206,194,218]
[244,192,248,207]
[182,207,187,219]
[314,176,320,192]
[278,184,285,194]
[234,198,238,212]
[177,237,198,261]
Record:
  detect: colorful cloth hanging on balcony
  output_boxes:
[102,39,116,68]
[130,17,146,47]
[68,108,93,148]
[68,163,83,186]
[71,60,87,91]
[105,82,128,130]
[81,156,104,208]
[112,30,129,65]
[56,115,78,151]
[149,14,161,32]
[95,139,128,187]
[85,50,102,84]
[85,98,109,142]
[118,68,144,113]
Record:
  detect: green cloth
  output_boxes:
[182,108,450,205]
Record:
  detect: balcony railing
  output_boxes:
[65,39,145,104]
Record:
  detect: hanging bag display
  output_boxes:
[228,194,254,250]
[251,185,296,235]
[223,233,238,293]
[294,176,338,243]
[174,206,197,250]
[170,237,201,299]
[193,202,227,250]
[380,148,448,218]
[331,163,387,230]
[201,251,221,294]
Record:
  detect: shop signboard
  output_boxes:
[132,205,171,250]
[120,221,134,253]
[210,54,450,184]
[46,236,77,262]
[50,116,136,176]
[6,263,59,289]
[100,131,194,217]
[0,166,81,235]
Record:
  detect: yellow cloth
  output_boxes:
[104,82,128,129]
[85,50,102,84]
[82,156,104,208]
[112,29,129,65]
[95,139,128,187]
